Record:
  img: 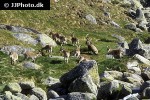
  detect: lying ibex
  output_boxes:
[24,51,41,62]
[60,47,70,63]
[78,54,90,63]
[107,46,123,58]
[41,45,53,57]
[9,51,18,65]
[85,34,98,55]
[74,45,81,58]
[71,34,79,46]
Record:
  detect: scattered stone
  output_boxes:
[19,81,35,90]
[142,87,150,98]
[85,14,97,24]
[32,88,47,100]
[37,34,57,47]
[47,90,59,99]
[109,20,120,28]
[13,33,38,45]
[42,76,60,86]
[134,54,150,66]
[4,83,22,93]
[100,71,114,81]
[125,23,137,31]
[15,93,29,100]
[123,93,139,100]
[68,74,98,95]
[67,92,96,100]
[23,61,41,69]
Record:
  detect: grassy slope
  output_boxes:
[0,0,150,90]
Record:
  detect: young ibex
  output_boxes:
[41,44,53,57]
[60,47,70,63]
[71,33,79,46]
[107,46,123,58]
[9,51,18,65]
[85,34,98,55]
[74,45,81,58]
[24,51,41,62]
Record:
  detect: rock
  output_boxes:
[136,8,146,21]
[49,98,65,100]
[127,60,141,74]
[123,93,139,100]
[129,38,143,50]
[100,71,114,81]
[19,81,35,90]
[85,14,97,24]
[29,95,39,100]
[128,9,136,19]
[15,93,29,100]
[142,68,150,81]
[68,74,98,95]
[118,85,132,99]
[137,21,148,31]
[4,91,22,100]
[42,76,60,86]
[4,83,22,93]
[142,87,150,98]
[124,77,142,87]
[13,33,38,45]
[23,61,41,69]
[112,34,125,42]
[117,80,137,89]
[97,80,120,100]
[60,60,100,88]
[47,90,59,99]
[66,92,96,100]
[109,20,120,28]
[141,80,150,91]
[0,24,41,34]
[105,71,123,80]
[134,54,150,66]
[125,23,137,31]
[0,45,34,56]
[118,41,129,49]
[32,88,47,100]
[37,34,57,47]
[142,44,150,59]
[145,13,150,18]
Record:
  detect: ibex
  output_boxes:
[60,46,70,63]
[71,33,79,46]
[85,34,98,55]
[59,35,68,46]
[74,45,81,58]
[78,54,90,63]
[107,46,123,58]
[41,45,53,57]
[24,51,41,62]
[50,32,60,42]
[9,51,18,65]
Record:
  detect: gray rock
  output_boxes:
[134,54,150,66]
[97,80,120,100]
[31,88,47,100]
[100,71,114,81]
[142,87,150,98]
[123,93,139,100]
[67,92,96,100]
[37,34,57,47]
[0,45,34,56]
[29,95,39,100]
[119,85,132,99]
[23,61,41,69]
[105,71,123,80]
[142,68,150,81]
[47,90,59,99]
[112,34,125,42]
[136,8,146,21]
[109,20,120,28]
[13,33,38,45]
[4,91,22,100]
[49,98,65,100]
[85,14,97,24]
[4,83,22,93]
[68,74,98,95]
[19,81,35,90]
[141,80,150,91]
[60,60,100,88]
[127,60,141,74]
[128,9,136,18]
[145,13,150,18]
[42,76,60,86]
[125,23,137,31]
[15,93,29,100]
[142,44,150,59]
[124,77,142,87]
[137,21,148,31]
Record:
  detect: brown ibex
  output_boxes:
[24,51,41,62]
[60,46,70,63]
[107,46,123,58]
[71,33,79,46]
[9,51,18,65]
[41,44,53,57]
[74,45,81,58]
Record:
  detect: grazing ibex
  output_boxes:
[74,45,81,58]
[60,46,70,63]
[41,45,53,57]
[71,33,79,46]
[24,51,41,62]
[85,34,98,55]
[107,46,123,58]
[9,51,18,65]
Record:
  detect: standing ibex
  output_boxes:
[74,45,81,58]
[41,45,53,57]
[78,54,90,63]
[24,51,41,62]
[85,34,98,55]
[9,51,18,65]
[59,35,68,46]
[60,46,70,63]
[107,46,123,58]
[71,33,79,46]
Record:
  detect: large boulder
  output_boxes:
[134,54,150,66]
[66,92,96,100]
[4,83,22,93]
[85,14,97,24]
[13,33,38,45]
[37,34,57,47]
[4,91,22,100]
[60,60,100,88]
[31,88,47,100]
[68,74,98,95]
